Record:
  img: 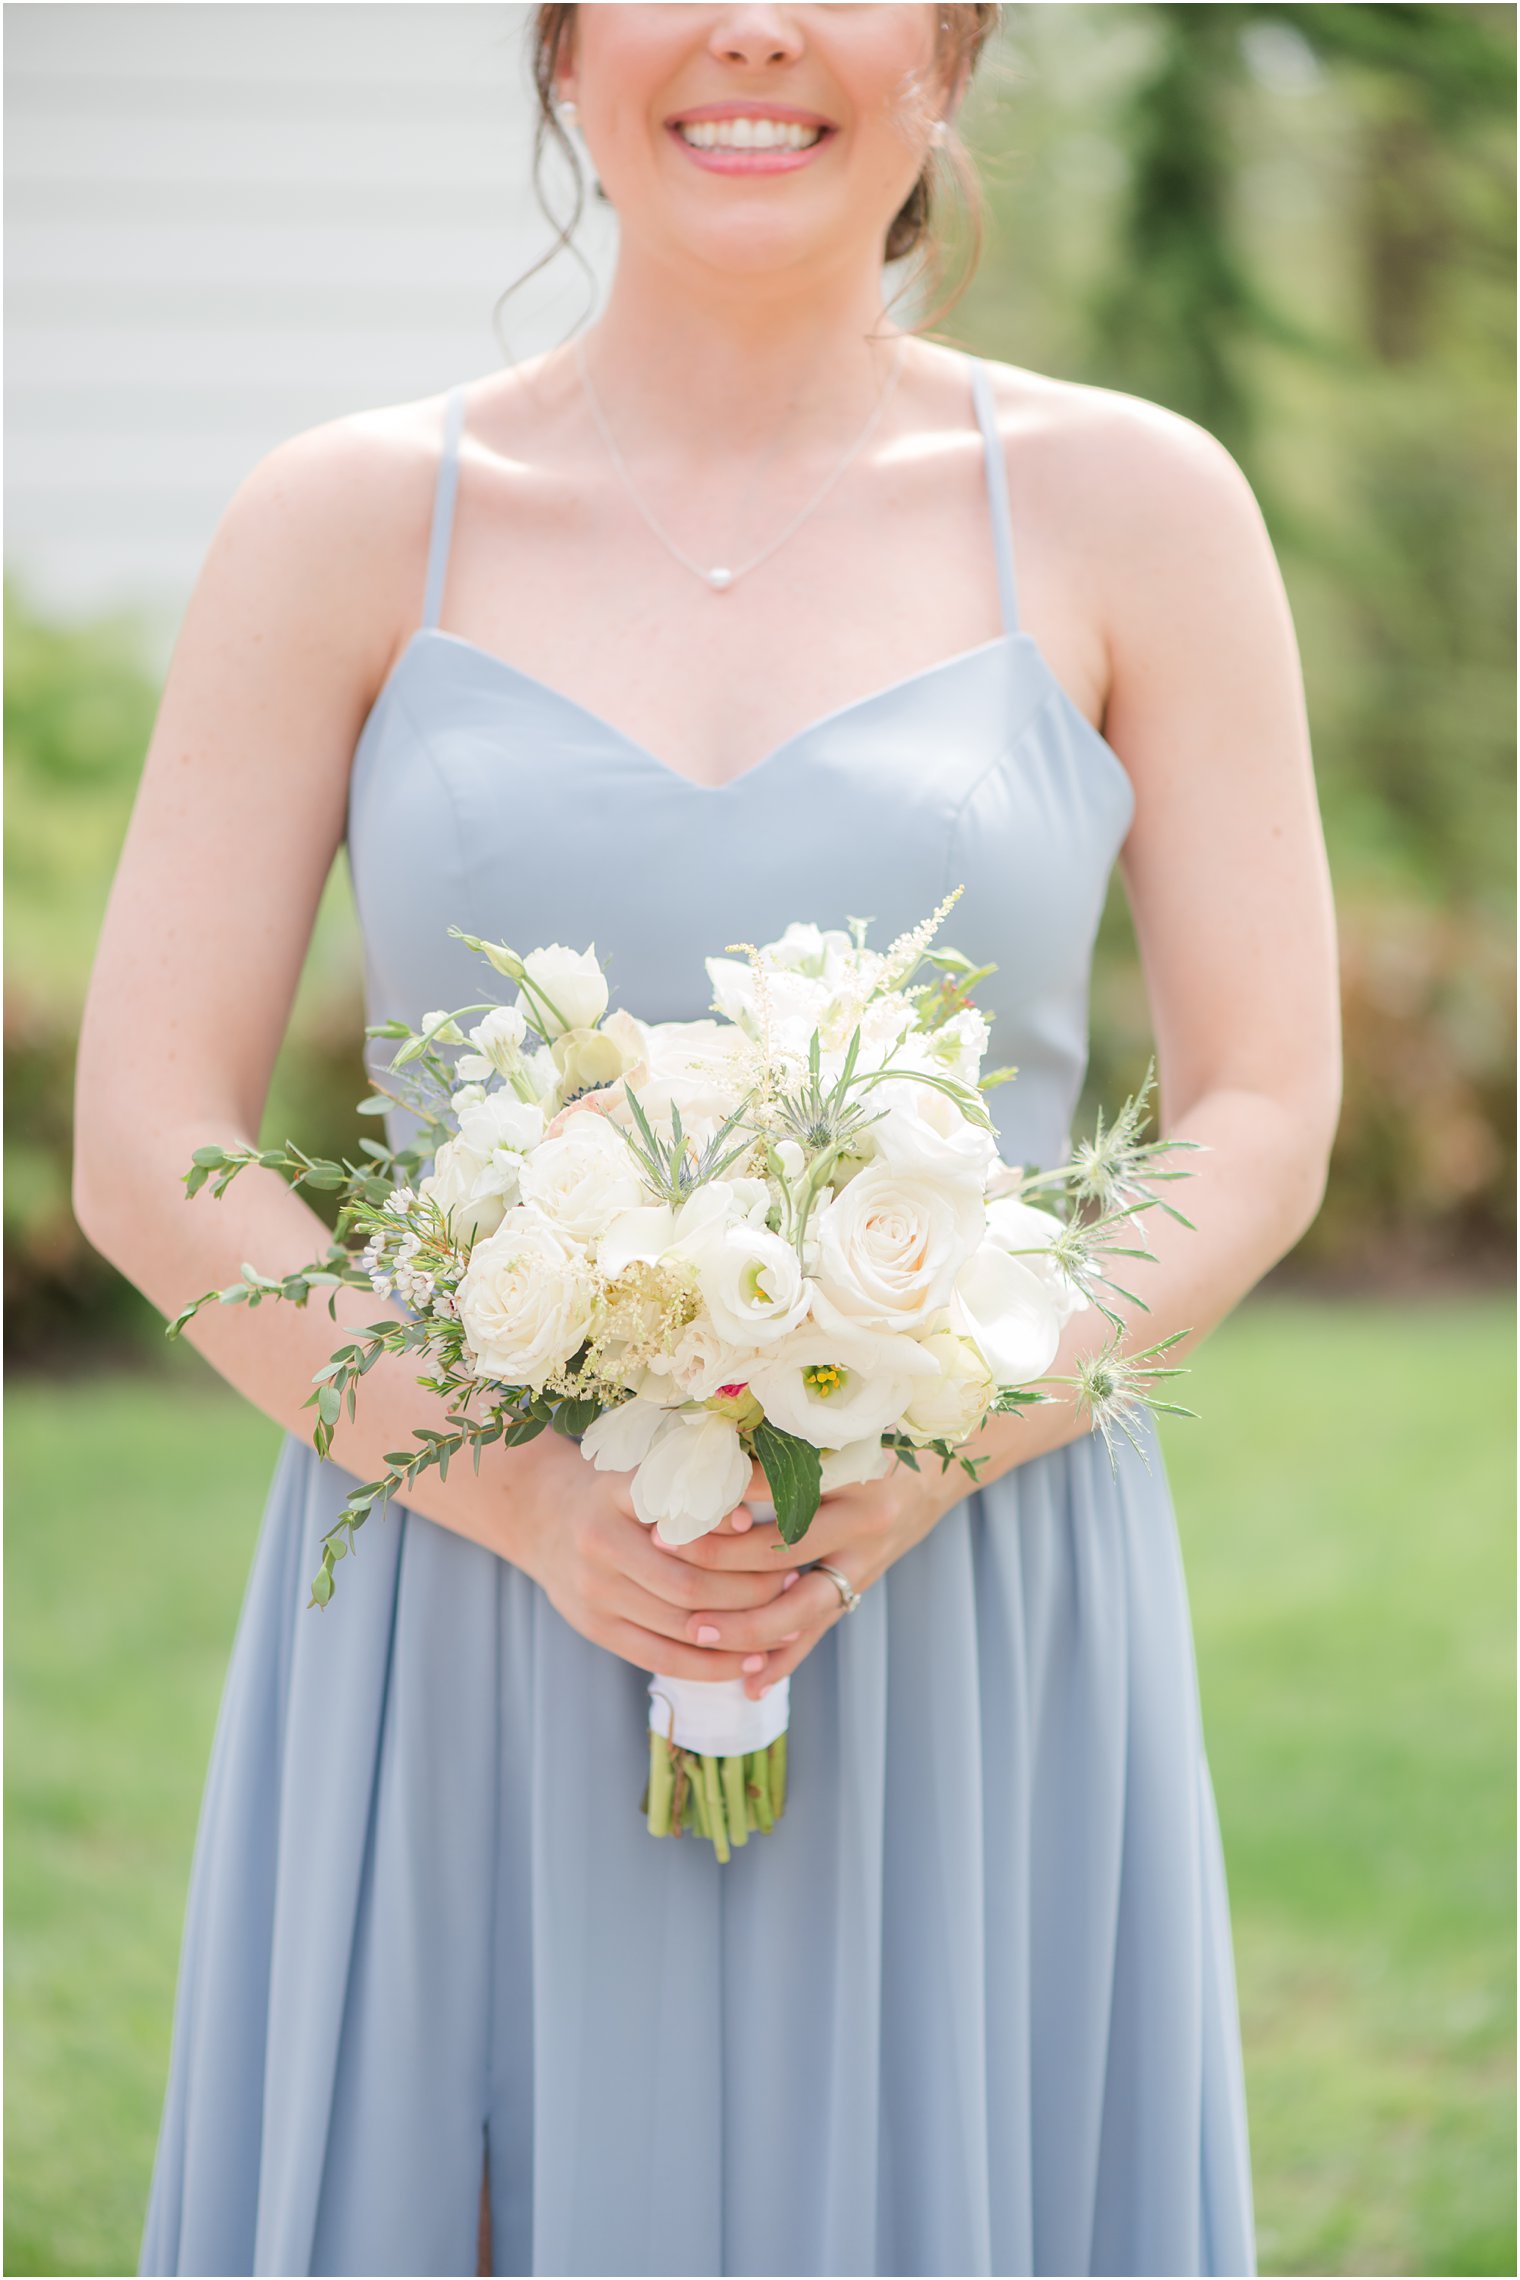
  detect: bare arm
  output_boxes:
[665,393,1344,1688]
[72,408,782,1678]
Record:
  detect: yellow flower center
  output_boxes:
[803,1362,846,1399]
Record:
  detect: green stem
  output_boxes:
[721,1754,749,1847]
[700,1754,730,1864]
[647,1731,675,1837]
[768,1732,788,1821]
[747,1750,774,1834]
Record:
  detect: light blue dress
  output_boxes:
[141,352,1257,2278]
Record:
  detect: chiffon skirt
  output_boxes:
[140,1407,1257,2277]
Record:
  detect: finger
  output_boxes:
[599,1568,780,1660]
[630,1530,801,1616]
[675,1570,833,1655]
[654,1519,793,1571]
[740,1559,868,1698]
[601,1616,759,1684]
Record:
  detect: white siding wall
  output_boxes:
[5,2,618,663]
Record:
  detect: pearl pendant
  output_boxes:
[707,566,734,592]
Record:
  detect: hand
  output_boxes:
[496,1429,798,1682]
[656,1455,968,1701]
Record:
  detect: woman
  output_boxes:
[75,5,1340,2275]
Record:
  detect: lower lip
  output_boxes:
[666,123,835,174]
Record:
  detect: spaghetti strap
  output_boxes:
[420,384,468,632]
[967,354,1020,636]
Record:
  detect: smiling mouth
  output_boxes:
[674,117,828,153]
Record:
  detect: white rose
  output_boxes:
[629,1411,752,1545]
[457,1206,594,1390]
[517,942,609,1039]
[518,1110,645,1241]
[811,1163,984,1332]
[865,1076,998,1192]
[419,1092,545,1242]
[900,1329,995,1445]
[747,1323,938,1450]
[694,1223,812,1348]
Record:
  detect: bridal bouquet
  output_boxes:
[171,890,1200,1858]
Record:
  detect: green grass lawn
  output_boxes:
[5,1294,1514,2277]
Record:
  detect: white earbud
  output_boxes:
[559,97,580,130]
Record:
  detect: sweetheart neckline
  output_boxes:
[359,623,1135,815]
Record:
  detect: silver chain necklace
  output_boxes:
[574,329,908,594]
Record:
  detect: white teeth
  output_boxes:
[677,118,823,153]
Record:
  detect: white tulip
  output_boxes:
[630,1411,752,1545]
[819,1436,895,1492]
[984,1195,1089,1325]
[580,1396,671,1474]
[951,1243,1065,1388]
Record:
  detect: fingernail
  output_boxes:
[742,1653,766,1674]
[781,1630,801,1644]
[730,1506,754,1533]
[695,1625,720,1646]
[782,1571,799,1592]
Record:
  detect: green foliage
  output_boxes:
[960,5,1514,1281]
[4,1300,1512,2273]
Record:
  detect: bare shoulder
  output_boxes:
[190,386,466,691]
[973,353,1292,671]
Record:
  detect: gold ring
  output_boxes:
[813,1561,862,1615]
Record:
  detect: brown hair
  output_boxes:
[497,3,1002,346]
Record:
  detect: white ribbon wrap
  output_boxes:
[648,1671,790,1756]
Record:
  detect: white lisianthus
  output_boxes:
[517,943,609,1039]
[810,1163,984,1332]
[984,1195,1089,1326]
[420,1092,546,1242]
[900,1328,996,1444]
[819,1436,895,1492]
[747,1323,938,1449]
[865,1075,999,1192]
[694,1223,812,1348]
[629,1411,752,1545]
[457,1206,594,1390]
[517,1112,646,1242]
